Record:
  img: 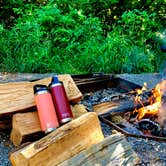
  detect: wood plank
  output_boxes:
[10,112,104,166]
[59,133,140,166]
[10,104,88,146]
[0,74,82,117]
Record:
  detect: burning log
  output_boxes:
[10,104,87,146]
[10,112,104,166]
[0,75,82,126]
[135,102,159,120]
[59,133,140,166]
[93,99,150,117]
[101,116,166,142]
[134,79,166,125]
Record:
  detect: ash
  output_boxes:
[80,88,130,111]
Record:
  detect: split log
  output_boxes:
[10,112,43,146]
[71,104,87,118]
[10,104,87,146]
[93,99,150,117]
[59,133,140,166]
[0,74,82,117]
[10,112,104,166]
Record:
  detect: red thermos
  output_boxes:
[34,84,59,133]
[49,76,73,124]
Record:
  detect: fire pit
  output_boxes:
[100,79,166,140]
[74,73,166,165]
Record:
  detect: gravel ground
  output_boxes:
[118,73,162,89]
[100,123,166,166]
[0,131,14,166]
[127,137,166,166]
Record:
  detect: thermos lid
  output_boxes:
[52,76,59,84]
[33,84,49,94]
[49,76,61,88]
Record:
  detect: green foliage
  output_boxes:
[119,10,157,40]
[0,0,165,74]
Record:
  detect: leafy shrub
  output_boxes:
[0,0,165,74]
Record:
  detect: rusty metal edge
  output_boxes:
[99,116,166,142]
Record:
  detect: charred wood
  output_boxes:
[93,99,150,117]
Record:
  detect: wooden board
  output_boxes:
[10,112,104,166]
[59,133,140,166]
[10,104,88,146]
[0,74,82,117]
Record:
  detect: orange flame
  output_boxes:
[134,80,166,120]
[134,82,148,107]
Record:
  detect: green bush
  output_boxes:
[0,0,165,74]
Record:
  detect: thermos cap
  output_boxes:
[52,76,59,83]
[49,76,62,88]
[33,84,49,94]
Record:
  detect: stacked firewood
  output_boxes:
[0,74,140,166]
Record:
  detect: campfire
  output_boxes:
[131,79,166,137]
[79,75,166,140]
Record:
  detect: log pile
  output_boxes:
[10,104,87,146]
[0,73,140,165]
[10,112,104,166]
[0,75,82,116]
